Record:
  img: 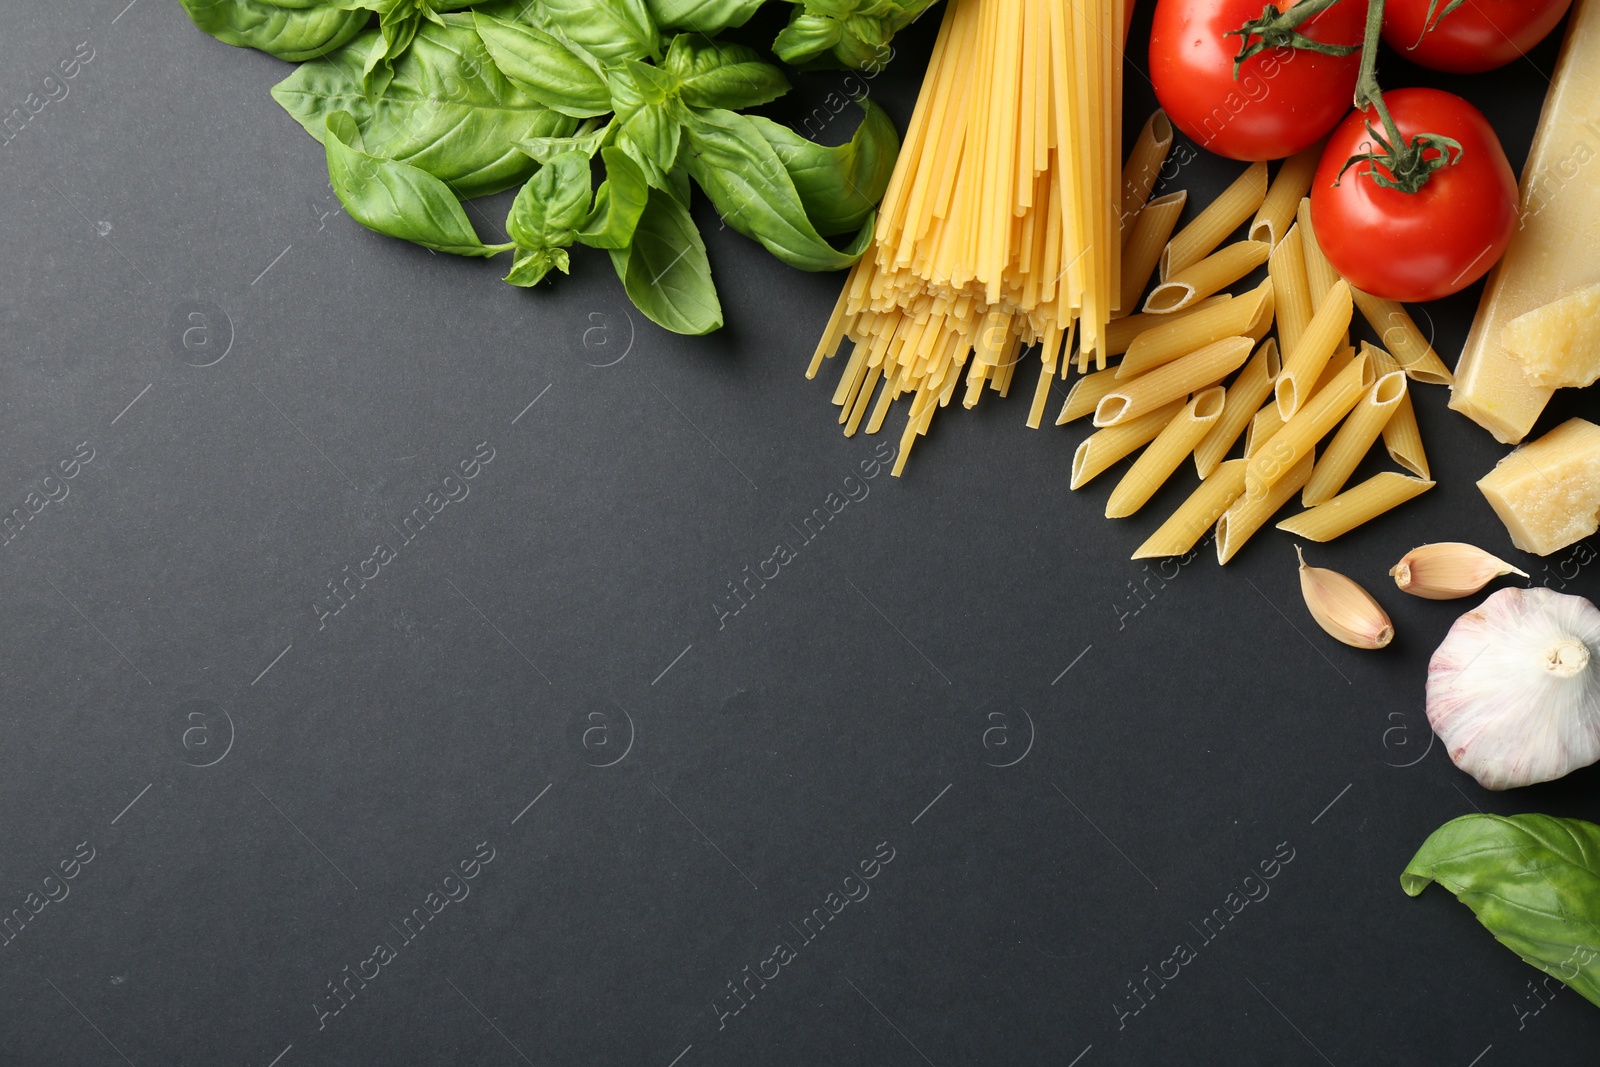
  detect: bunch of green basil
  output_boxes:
[178,0,902,335]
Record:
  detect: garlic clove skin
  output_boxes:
[1297,546,1395,649]
[1427,586,1600,790]
[1390,542,1529,600]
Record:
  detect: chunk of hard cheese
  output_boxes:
[1449,0,1600,443]
[1500,281,1600,388]
[1477,418,1600,556]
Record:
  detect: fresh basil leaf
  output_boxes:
[473,11,612,118]
[506,151,593,249]
[609,187,721,335]
[579,146,651,250]
[325,111,508,257]
[272,21,576,199]
[662,35,789,110]
[179,0,371,62]
[515,118,612,165]
[504,246,571,287]
[744,99,897,236]
[774,0,926,68]
[525,0,661,64]
[1402,813,1600,1010]
[646,0,764,33]
[683,108,871,272]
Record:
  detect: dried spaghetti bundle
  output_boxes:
[808,0,1126,474]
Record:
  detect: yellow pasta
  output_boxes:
[1132,458,1247,558]
[1350,287,1454,385]
[1364,343,1431,478]
[1247,353,1373,496]
[1244,401,1285,458]
[1194,338,1280,477]
[1121,110,1174,234]
[1216,454,1313,564]
[1295,197,1341,307]
[1120,191,1187,318]
[1249,142,1322,247]
[1144,240,1270,313]
[1103,294,1230,357]
[1094,335,1253,426]
[1303,370,1407,505]
[1161,161,1268,279]
[1268,224,1312,359]
[1274,278,1352,418]
[1246,277,1276,343]
[1071,399,1187,488]
[1277,472,1436,541]
[1309,345,1356,396]
[1118,278,1272,379]
[1106,387,1226,517]
[1056,363,1122,424]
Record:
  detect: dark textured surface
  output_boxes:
[2,2,1598,1065]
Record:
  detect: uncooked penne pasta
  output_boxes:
[1120,191,1187,320]
[1310,345,1357,396]
[1103,295,1231,358]
[1246,277,1276,343]
[1249,143,1322,247]
[1132,459,1247,559]
[1144,241,1270,314]
[1162,161,1269,279]
[1195,338,1280,477]
[1350,287,1454,385]
[1295,197,1341,307]
[1094,335,1254,427]
[1057,364,1122,424]
[1071,399,1187,488]
[1244,402,1285,458]
[1268,225,1312,359]
[1277,472,1435,541]
[1363,343,1430,478]
[1107,387,1227,517]
[1247,353,1374,496]
[1303,370,1407,505]
[1275,278,1352,418]
[1216,454,1313,564]
[1121,110,1174,234]
[1118,278,1271,379]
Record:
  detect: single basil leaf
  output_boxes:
[504,246,571,287]
[1402,813,1600,1010]
[179,0,371,62]
[772,13,842,66]
[609,186,721,335]
[579,146,650,249]
[607,58,680,118]
[506,151,593,249]
[683,108,871,272]
[325,111,506,257]
[646,0,764,33]
[272,21,576,199]
[661,35,789,110]
[473,11,611,118]
[525,0,661,63]
[515,118,612,165]
[743,99,897,236]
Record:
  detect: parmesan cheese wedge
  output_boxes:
[1449,0,1600,444]
[1477,418,1600,556]
[1500,281,1600,388]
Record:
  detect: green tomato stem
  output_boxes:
[1227,0,1360,78]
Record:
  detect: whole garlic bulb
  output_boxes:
[1427,587,1600,790]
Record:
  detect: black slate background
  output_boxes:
[2,1,1599,1065]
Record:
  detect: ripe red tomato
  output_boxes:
[1310,89,1518,303]
[1383,0,1573,73]
[1149,0,1364,161]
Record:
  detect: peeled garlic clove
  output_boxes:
[1390,542,1529,600]
[1427,587,1600,790]
[1296,546,1394,649]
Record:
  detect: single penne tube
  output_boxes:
[1161,161,1269,279]
[1195,338,1281,477]
[1107,387,1227,517]
[1295,197,1342,307]
[1216,454,1313,564]
[1144,241,1271,314]
[1310,345,1357,396]
[1120,190,1187,317]
[1246,353,1374,497]
[1102,295,1231,357]
[1268,224,1313,358]
[1132,459,1248,559]
[1363,343,1431,478]
[1249,142,1322,247]
[1094,335,1254,427]
[1277,472,1436,541]
[1246,277,1276,343]
[1120,110,1174,232]
[1056,364,1122,424]
[1302,370,1407,505]
[1244,401,1285,458]
[1350,286,1454,385]
[1274,278,1352,419]
[1118,279,1271,379]
[1071,398,1187,488]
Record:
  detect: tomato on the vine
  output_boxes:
[1149,0,1364,161]
[1310,88,1518,303]
[1383,0,1573,73]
